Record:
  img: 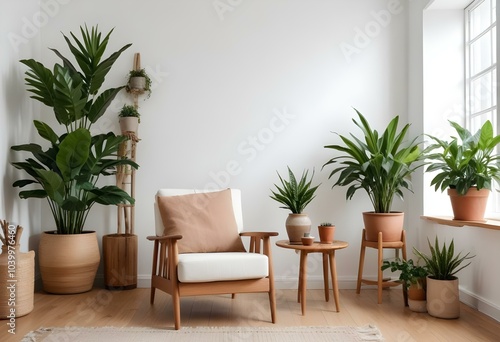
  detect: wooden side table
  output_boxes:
[276,240,348,315]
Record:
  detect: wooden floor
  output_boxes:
[2,287,500,341]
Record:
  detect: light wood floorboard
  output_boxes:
[2,288,500,341]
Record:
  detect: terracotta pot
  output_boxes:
[448,188,489,221]
[318,225,335,244]
[285,214,311,244]
[426,276,460,319]
[119,117,139,135]
[39,231,100,294]
[362,212,404,242]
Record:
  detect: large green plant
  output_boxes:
[413,237,474,280]
[270,167,320,214]
[323,108,424,213]
[11,25,137,234]
[425,120,500,195]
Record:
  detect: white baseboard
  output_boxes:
[459,286,500,322]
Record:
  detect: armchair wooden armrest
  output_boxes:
[146,234,183,241]
[240,231,279,255]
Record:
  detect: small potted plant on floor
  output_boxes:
[270,166,320,244]
[119,104,140,134]
[413,237,474,318]
[318,222,335,244]
[323,108,425,242]
[382,258,428,312]
[126,68,152,98]
[425,120,500,221]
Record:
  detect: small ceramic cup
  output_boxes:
[301,236,314,246]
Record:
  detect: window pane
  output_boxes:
[470,0,491,39]
[470,31,492,74]
[493,27,496,64]
[471,72,493,113]
[471,112,492,132]
[493,0,496,22]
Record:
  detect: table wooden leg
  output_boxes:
[298,251,304,303]
[322,253,329,302]
[329,251,340,312]
[299,251,307,315]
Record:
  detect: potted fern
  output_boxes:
[425,120,500,221]
[323,108,424,242]
[413,237,474,318]
[118,104,141,134]
[270,167,320,244]
[126,68,152,98]
[11,25,137,294]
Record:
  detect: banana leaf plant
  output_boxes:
[323,108,425,213]
[11,25,137,234]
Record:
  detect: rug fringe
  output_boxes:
[355,324,384,341]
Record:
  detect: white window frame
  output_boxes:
[465,0,499,212]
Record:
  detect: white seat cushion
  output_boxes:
[177,252,268,283]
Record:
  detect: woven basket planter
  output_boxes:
[0,245,35,318]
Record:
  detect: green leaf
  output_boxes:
[34,120,59,144]
[56,128,91,181]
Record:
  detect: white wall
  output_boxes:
[1,0,42,251]
[8,0,410,290]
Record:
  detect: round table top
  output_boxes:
[276,239,349,252]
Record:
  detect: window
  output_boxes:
[465,0,498,211]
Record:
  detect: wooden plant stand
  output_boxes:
[103,53,143,290]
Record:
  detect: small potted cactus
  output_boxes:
[318,222,335,244]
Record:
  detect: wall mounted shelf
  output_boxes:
[421,216,500,231]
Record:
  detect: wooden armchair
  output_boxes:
[148,188,278,330]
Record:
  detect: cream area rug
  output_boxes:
[22,325,383,341]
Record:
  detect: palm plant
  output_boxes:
[413,237,474,280]
[323,108,424,213]
[270,167,320,214]
[11,25,137,234]
[425,120,500,195]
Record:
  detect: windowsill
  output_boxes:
[420,216,500,231]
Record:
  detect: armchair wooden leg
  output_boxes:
[173,291,181,330]
[150,287,156,304]
[269,290,277,323]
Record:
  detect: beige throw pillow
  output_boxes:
[157,189,246,253]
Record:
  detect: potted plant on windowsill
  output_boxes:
[270,167,320,244]
[382,258,428,312]
[425,120,500,221]
[118,104,140,134]
[323,108,425,242]
[11,25,137,294]
[126,68,152,98]
[413,237,474,319]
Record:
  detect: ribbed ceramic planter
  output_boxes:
[285,214,311,244]
[39,231,100,294]
[448,188,489,221]
[362,212,404,242]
